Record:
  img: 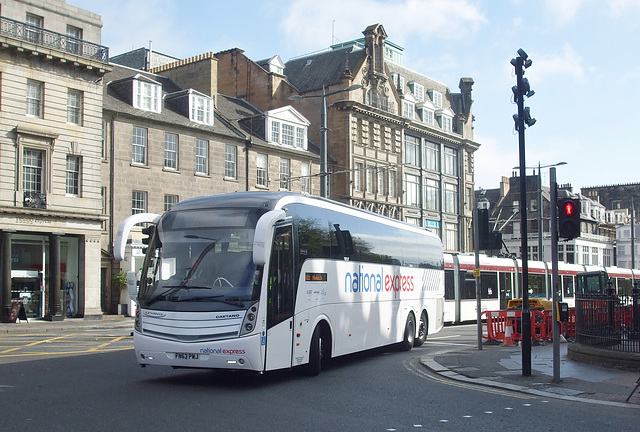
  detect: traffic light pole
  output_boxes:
[550,167,561,383]
[515,54,532,377]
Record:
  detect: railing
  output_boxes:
[575,289,640,354]
[23,191,46,209]
[0,16,109,62]
[365,95,395,114]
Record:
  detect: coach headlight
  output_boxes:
[135,308,141,332]
[240,303,258,336]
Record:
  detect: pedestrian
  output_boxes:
[18,302,28,323]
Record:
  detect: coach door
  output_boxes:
[265,224,295,370]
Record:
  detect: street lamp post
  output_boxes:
[289,84,362,198]
[513,161,567,262]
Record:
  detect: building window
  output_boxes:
[301,162,311,193]
[296,127,305,148]
[132,191,147,215]
[282,124,294,146]
[410,82,424,102]
[424,142,439,171]
[256,154,267,187]
[591,247,598,265]
[164,133,178,170]
[26,80,43,117]
[582,245,589,265]
[354,162,363,191]
[133,79,161,113]
[196,139,209,175]
[444,147,458,176]
[66,25,83,55]
[565,244,575,264]
[603,249,612,267]
[422,108,434,126]
[377,167,385,195]
[403,100,415,120]
[365,167,374,193]
[271,121,280,143]
[67,89,83,125]
[444,182,458,214]
[190,93,213,125]
[132,126,147,165]
[429,90,443,108]
[225,145,237,179]
[439,115,453,132]
[388,170,396,197]
[279,158,290,190]
[444,222,458,251]
[405,174,419,207]
[425,178,439,211]
[66,155,80,196]
[404,135,419,166]
[164,194,178,212]
[25,13,43,44]
[23,148,43,192]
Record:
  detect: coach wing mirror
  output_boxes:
[127,271,138,301]
[253,210,286,265]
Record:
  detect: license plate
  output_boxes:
[174,352,199,360]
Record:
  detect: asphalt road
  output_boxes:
[0,325,637,431]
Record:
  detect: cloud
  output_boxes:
[281,0,487,56]
[542,0,586,25]
[527,43,586,83]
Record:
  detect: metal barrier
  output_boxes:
[575,293,640,354]
[483,308,576,344]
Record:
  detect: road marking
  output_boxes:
[0,334,76,354]
[404,357,534,400]
[88,336,128,351]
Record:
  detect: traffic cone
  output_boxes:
[503,324,515,346]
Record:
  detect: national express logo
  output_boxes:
[344,265,414,298]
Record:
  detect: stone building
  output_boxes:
[283,24,479,252]
[101,62,321,313]
[0,0,109,322]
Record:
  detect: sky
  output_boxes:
[68,0,640,193]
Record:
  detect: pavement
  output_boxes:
[2,316,639,408]
[421,339,640,408]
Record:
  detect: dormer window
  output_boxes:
[189,92,213,125]
[428,90,443,109]
[391,73,405,92]
[409,82,424,102]
[133,78,161,113]
[266,106,310,150]
[403,93,416,120]
[416,99,435,126]
[437,107,455,132]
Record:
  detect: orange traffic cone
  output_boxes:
[503,324,515,346]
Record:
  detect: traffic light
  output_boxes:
[558,198,581,239]
[477,209,502,250]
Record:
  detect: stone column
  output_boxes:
[45,233,64,321]
[1,231,12,323]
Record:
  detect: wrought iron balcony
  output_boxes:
[365,95,395,114]
[0,16,109,62]
[23,191,46,209]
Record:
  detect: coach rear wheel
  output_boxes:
[414,311,428,347]
[401,313,415,351]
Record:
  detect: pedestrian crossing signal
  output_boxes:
[558,198,580,239]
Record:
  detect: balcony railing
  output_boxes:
[365,95,395,114]
[0,16,109,62]
[23,191,46,209]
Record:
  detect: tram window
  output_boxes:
[461,272,475,299]
[562,275,574,298]
[500,272,513,300]
[481,272,498,299]
[527,274,546,298]
[617,278,633,296]
[444,270,455,300]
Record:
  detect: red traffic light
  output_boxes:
[563,202,574,215]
